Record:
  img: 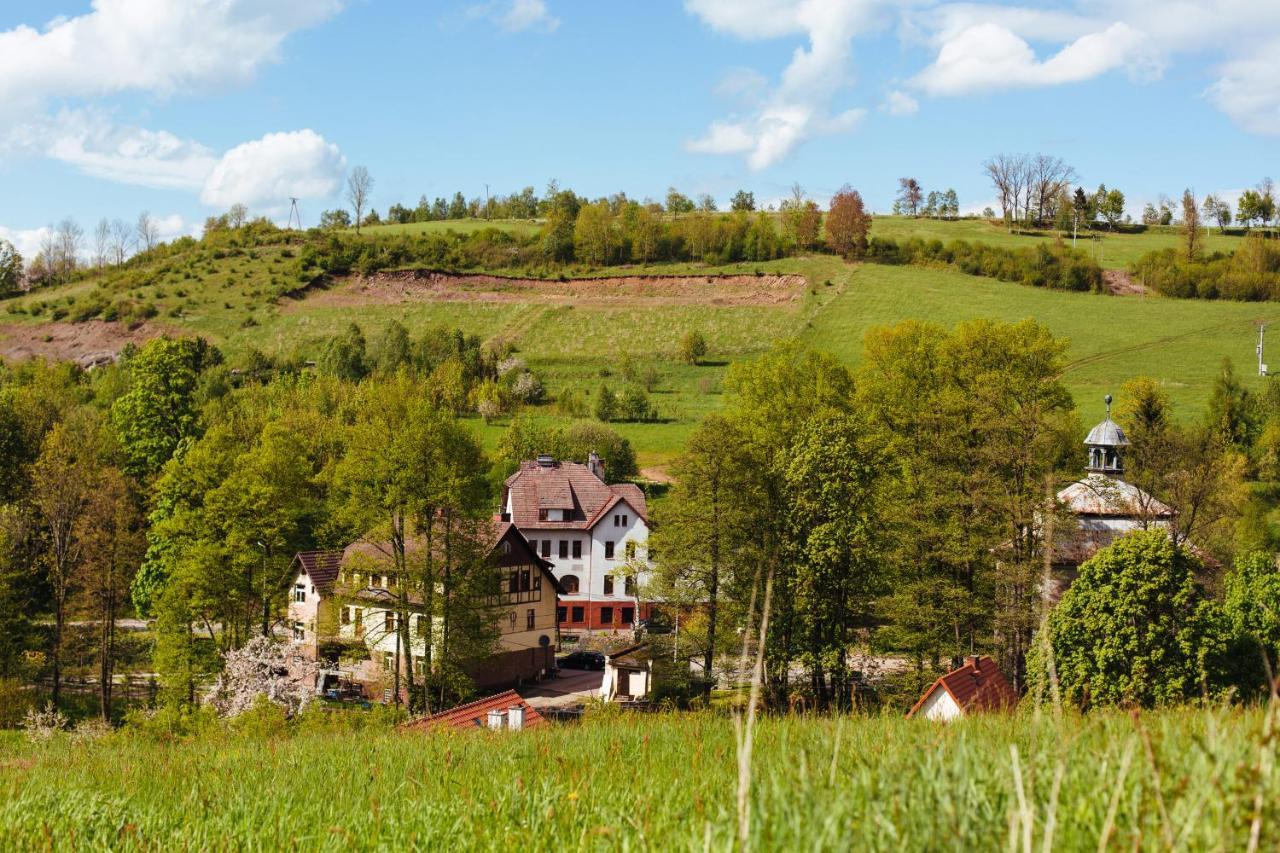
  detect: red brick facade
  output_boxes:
[556,600,651,633]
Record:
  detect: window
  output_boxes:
[572,540,582,559]
[538,509,548,521]
[521,568,531,592]
[603,575,614,595]
[559,540,569,560]
[526,609,536,631]
[509,569,520,594]
[508,612,517,631]
[600,607,614,625]
[621,607,634,625]
[533,571,542,591]
[604,541,615,559]
[561,575,580,594]
[625,576,637,597]
[293,584,306,603]
[354,608,363,631]
[571,606,584,623]
[416,615,427,638]
[626,541,637,560]
[540,539,551,559]
[340,607,351,626]
[557,606,567,624]
[414,656,425,676]
[501,541,512,555]
[622,514,629,526]
[384,611,396,634]
[292,621,305,640]
[614,513,628,527]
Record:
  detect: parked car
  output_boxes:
[557,651,605,671]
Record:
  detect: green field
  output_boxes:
[0,706,1273,849]
[871,216,1246,270]
[2,219,1276,466]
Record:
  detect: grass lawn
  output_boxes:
[0,706,1273,849]
[872,216,1246,270]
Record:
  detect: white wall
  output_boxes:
[918,687,962,721]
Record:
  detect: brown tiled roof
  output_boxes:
[403,689,545,732]
[906,656,1018,718]
[293,550,343,594]
[504,460,648,530]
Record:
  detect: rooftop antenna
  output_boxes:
[287,197,302,230]
[1259,324,1268,377]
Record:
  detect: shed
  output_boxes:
[906,656,1018,721]
[601,643,652,701]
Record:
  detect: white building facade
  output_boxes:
[502,453,651,634]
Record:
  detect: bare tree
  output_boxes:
[135,211,160,253]
[227,203,249,229]
[52,218,83,282]
[1028,154,1077,226]
[93,219,111,269]
[896,177,923,217]
[109,219,132,265]
[983,155,1020,228]
[347,166,374,235]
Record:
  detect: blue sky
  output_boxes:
[1,1,1278,256]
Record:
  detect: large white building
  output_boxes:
[501,453,651,634]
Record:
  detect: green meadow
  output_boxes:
[0,706,1274,850]
[2,219,1276,466]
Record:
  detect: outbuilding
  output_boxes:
[906,655,1018,721]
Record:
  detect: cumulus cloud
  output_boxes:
[0,0,343,119]
[470,0,559,33]
[911,19,1155,96]
[684,0,884,170]
[201,130,347,210]
[1207,37,1280,135]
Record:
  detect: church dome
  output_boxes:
[1083,418,1129,448]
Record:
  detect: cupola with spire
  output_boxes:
[1083,394,1129,475]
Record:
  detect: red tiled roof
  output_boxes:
[293,550,343,594]
[403,689,545,732]
[504,459,648,530]
[906,656,1018,718]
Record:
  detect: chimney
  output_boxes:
[486,708,507,730]
[588,450,605,481]
[507,705,525,731]
[966,655,982,673]
[536,454,555,468]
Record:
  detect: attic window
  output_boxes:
[501,541,512,555]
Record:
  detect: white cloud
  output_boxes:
[684,0,884,169]
[0,0,343,119]
[882,90,918,116]
[0,225,52,260]
[912,21,1153,95]
[1207,37,1280,135]
[21,109,218,191]
[201,130,347,210]
[470,0,559,33]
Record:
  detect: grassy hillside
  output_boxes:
[0,706,1272,849]
[1,219,1274,466]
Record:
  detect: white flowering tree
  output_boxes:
[205,636,318,717]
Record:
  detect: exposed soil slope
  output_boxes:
[0,320,165,366]
[299,270,809,309]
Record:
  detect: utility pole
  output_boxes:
[484,184,491,220]
[1259,324,1268,377]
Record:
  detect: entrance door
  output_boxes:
[618,669,631,697]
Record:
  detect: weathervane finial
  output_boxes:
[1104,394,1113,418]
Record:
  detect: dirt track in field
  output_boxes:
[1103,270,1146,296]
[296,270,809,309]
[0,320,165,366]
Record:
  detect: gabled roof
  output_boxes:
[1057,473,1172,519]
[605,643,650,670]
[403,689,545,732]
[906,656,1018,718]
[292,550,344,594]
[504,459,648,530]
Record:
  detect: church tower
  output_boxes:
[1083,394,1129,475]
